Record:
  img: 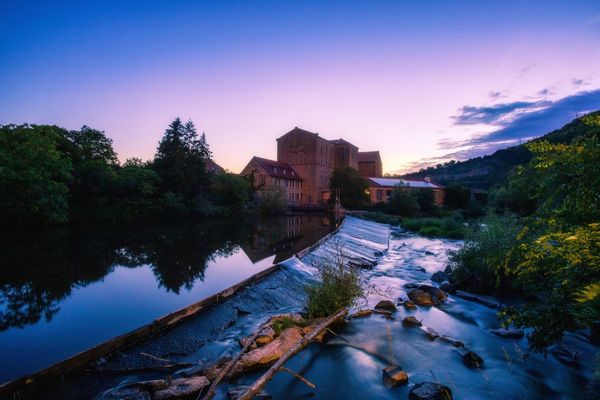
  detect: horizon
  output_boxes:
[2,0,600,174]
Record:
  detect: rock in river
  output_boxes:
[382,364,409,386]
[402,316,422,327]
[420,326,440,340]
[439,281,455,293]
[489,328,524,339]
[431,271,449,283]
[439,335,464,348]
[551,344,578,365]
[456,349,484,368]
[375,299,397,312]
[407,285,447,306]
[403,300,417,310]
[409,382,453,400]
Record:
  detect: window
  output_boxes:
[260,176,266,186]
[376,189,382,201]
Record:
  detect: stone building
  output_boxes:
[366,177,445,205]
[239,156,304,205]
[358,151,383,178]
[241,126,385,206]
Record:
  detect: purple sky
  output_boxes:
[2,1,600,173]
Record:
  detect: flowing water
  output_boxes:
[13,216,598,399]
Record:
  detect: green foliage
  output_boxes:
[387,188,420,217]
[359,212,402,225]
[330,167,370,209]
[153,118,211,203]
[210,172,250,209]
[444,183,470,209]
[415,188,435,212]
[402,213,465,239]
[272,317,308,335]
[448,214,522,293]
[256,186,287,215]
[306,251,365,318]
[0,124,73,224]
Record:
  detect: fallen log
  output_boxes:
[279,367,316,388]
[237,308,348,400]
[200,329,262,400]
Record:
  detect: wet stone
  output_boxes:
[490,328,524,339]
[153,376,210,400]
[457,349,484,368]
[403,301,417,310]
[420,326,439,340]
[375,299,397,312]
[454,290,501,309]
[551,344,578,365]
[402,316,422,327]
[415,266,426,273]
[382,364,409,387]
[439,281,455,293]
[407,289,435,306]
[228,385,272,400]
[431,271,449,283]
[439,335,464,348]
[349,309,373,318]
[409,382,453,400]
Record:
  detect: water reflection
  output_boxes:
[0,214,334,333]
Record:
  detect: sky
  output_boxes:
[2,0,600,174]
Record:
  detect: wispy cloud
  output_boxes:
[452,100,550,126]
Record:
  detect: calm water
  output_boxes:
[0,214,334,383]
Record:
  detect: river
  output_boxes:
[0,214,335,384]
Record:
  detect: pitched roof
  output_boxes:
[276,127,319,141]
[205,159,225,174]
[358,151,381,162]
[367,177,443,189]
[329,138,357,148]
[252,156,303,180]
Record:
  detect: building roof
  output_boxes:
[252,156,303,180]
[367,177,443,189]
[276,127,319,141]
[205,159,225,174]
[358,151,381,162]
[329,138,358,148]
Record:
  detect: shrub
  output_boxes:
[387,189,419,217]
[256,186,287,215]
[447,214,521,293]
[306,249,365,318]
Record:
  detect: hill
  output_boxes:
[402,110,600,190]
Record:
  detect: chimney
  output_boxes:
[424,176,431,182]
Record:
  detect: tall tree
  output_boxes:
[329,167,370,209]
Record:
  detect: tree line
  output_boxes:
[0,118,255,225]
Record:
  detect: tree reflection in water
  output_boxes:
[0,214,334,332]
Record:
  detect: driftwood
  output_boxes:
[237,308,348,400]
[200,329,262,400]
[279,367,316,388]
[326,328,350,343]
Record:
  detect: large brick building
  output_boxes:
[241,127,383,206]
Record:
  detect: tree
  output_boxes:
[415,188,435,212]
[329,167,370,209]
[0,124,73,224]
[153,118,211,206]
[444,183,470,209]
[387,188,420,217]
[210,172,251,208]
[65,126,118,165]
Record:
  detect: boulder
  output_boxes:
[374,250,384,257]
[424,250,435,256]
[419,285,447,302]
[453,290,501,309]
[408,382,453,400]
[431,271,449,283]
[551,344,578,365]
[420,326,440,340]
[489,328,524,339]
[444,265,453,274]
[415,266,427,273]
[153,376,210,400]
[402,316,422,327]
[349,309,373,318]
[439,335,464,348]
[404,283,420,289]
[375,299,397,312]
[228,385,271,400]
[255,326,276,346]
[403,301,417,310]
[382,365,409,387]
[407,289,435,306]
[439,281,455,293]
[234,327,303,374]
[456,349,484,368]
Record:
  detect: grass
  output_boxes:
[272,317,308,335]
[359,211,466,239]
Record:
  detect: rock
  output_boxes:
[409,382,453,400]
[431,271,448,283]
[551,344,578,365]
[457,349,484,368]
[256,326,276,346]
[403,301,417,310]
[454,290,502,309]
[415,266,427,273]
[439,281,455,293]
[382,365,409,387]
[153,376,210,400]
[349,309,373,318]
[489,328,524,339]
[439,335,464,348]
[228,385,271,400]
[374,250,384,257]
[234,327,303,374]
[420,326,439,340]
[407,289,435,306]
[404,283,420,289]
[402,316,422,327]
[444,265,453,274]
[419,285,447,302]
[424,250,435,256]
[375,299,397,312]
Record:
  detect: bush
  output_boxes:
[256,186,287,215]
[306,251,365,318]
[387,189,419,217]
[401,213,465,239]
[359,212,401,225]
[447,214,521,293]
[445,183,470,209]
